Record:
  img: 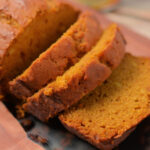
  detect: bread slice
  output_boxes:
[59,54,150,150]
[23,24,126,121]
[0,0,79,91]
[9,12,102,100]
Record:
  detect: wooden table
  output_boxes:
[105,0,150,39]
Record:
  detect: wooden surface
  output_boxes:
[106,0,150,39]
[0,102,44,150]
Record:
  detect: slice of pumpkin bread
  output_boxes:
[59,54,150,150]
[0,0,79,93]
[9,12,102,100]
[23,24,126,121]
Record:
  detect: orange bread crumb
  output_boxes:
[9,12,101,100]
[59,54,150,150]
[0,0,79,94]
[23,24,126,121]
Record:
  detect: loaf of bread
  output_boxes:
[23,24,126,122]
[1,1,149,150]
[0,0,79,93]
[9,12,102,100]
[59,54,150,150]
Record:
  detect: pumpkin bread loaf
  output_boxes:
[59,54,150,150]
[0,0,79,93]
[9,12,102,100]
[23,24,126,121]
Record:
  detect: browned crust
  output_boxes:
[9,12,102,100]
[0,0,79,58]
[23,24,126,122]
[59,117,136,150]
[0,0,47,59]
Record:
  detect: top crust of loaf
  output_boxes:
[0,0,80,59]
[0,0,47,26]
[0,0,47,58]
[23,24,126,121]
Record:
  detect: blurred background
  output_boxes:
[75,0,150,39]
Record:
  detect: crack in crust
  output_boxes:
[0,12,20,28]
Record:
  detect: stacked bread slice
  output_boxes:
[9,12,102,99]
[0,0,149,149]
[23,24,125,121]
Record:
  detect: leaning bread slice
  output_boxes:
[59,54,150,150]
[9,12,102,100]
[23,24,126,122]
[0,0,79,93]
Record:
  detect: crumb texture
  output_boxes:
[23,24,125,122]
[0,0,79,90]
[59,54,150,150]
